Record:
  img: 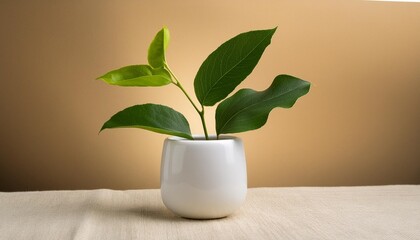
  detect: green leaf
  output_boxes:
[148,27,170,68]
[101,104,193,139]
[216,75,310,135]
[97,65,172,87]
[194,28,277,106]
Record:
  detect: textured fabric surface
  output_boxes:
[0,186,419,240]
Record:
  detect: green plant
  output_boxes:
[98,27,310,140]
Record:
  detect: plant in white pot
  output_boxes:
[98,27,310,219]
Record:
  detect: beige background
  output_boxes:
[0,0,419,191]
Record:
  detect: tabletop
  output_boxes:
[1,185,419,239]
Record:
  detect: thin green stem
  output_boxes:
[165,64,209,140]
[199,108,209,140]
[177,83,201,114]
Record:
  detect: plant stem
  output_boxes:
[199,108,209,140]
[165,64,209,140]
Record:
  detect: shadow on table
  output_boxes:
[84,197,229,222]
[126,205,226,222]
[129,205,186,222]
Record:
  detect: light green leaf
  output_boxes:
[216,75,310,135]
[97,65,171,87]
[194,28,277,106]
[101,104,193,140]
[148,27,170,68]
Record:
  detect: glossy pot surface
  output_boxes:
[160,135,247,219]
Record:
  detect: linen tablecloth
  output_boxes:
[1,185,419,239]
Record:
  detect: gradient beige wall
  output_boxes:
[1,0,419,191]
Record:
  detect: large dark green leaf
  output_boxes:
[97,65,171,87]
[148,27,170,68]
[216,75,310,135]
[101,104,193,139]
[194,28,277,106]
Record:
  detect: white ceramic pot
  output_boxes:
[160,135,247,219]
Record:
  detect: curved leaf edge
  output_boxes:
[216,74,311,135]
[100,124,193,140]
[96,64,172,87]
[194,27,278,106]
[100,104,193,140]
[148,26,170,68]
